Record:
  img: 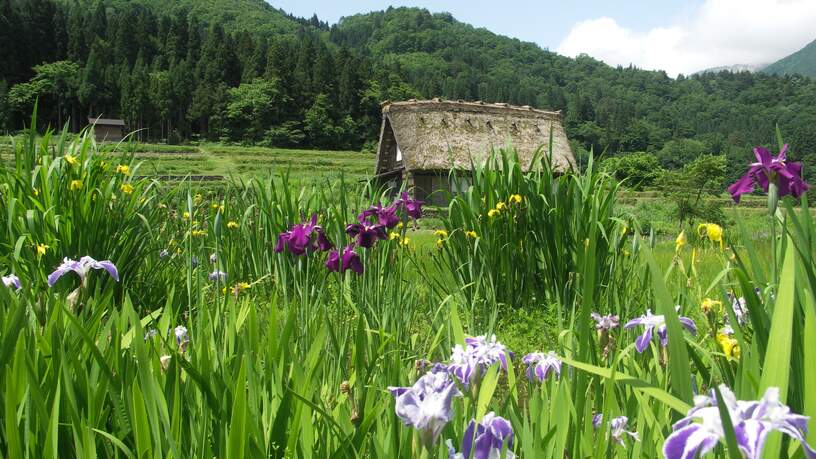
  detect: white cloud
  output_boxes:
[556,0,816,76]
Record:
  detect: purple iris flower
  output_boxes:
[191,256,199,268]
[2,274,21,290]
[209,253,217,264]
[275,214,333,255]
[359,203,401,229]
[208,270,226,282]
[326,245,364,275]
[447,412,515,459]
[159,249,169,259]
[48,256,119,287]
[605,415,640,446]
[399,192,424,220]
[447,335,512,387]
[728,144,809,203]
[591,312,620,330]
[663,385,816,459]
[345,222,387,249]
[388,366,460,448]
[521,351,562,382]
[624,308,697,353]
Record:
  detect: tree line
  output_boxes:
[1,1,816,181]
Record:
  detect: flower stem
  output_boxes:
[768,181,779,284]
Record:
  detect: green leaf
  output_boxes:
[476,364,500,420]
[560,356,691,414]
[759,240,797,459]
[802,289,816,447]
[714,386,742,459]
[227,360,248,459]
[643,245,694,404]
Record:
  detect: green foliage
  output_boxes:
[2,118,816,458]
[659,154,727,226]
[601,152,664,190]
[656,138,708,169]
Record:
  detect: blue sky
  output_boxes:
[267,0,816,76]
[269,1,699,51]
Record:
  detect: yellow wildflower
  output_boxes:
[434,230,448,238]
[621,225,628,236]
[487,209,500,218]
[120,184,134,194]
[33,188,39,197]
[389,232,401,240]
[716,333,740,359]
[436,239,444,249]
[36,243,49,257]
[676,230,687,252]
[698,223,724,249]
[509,194,522,204]
[623,249,630,257]
[396,221,404,229]
[64,154,79,166]
[465,230,478,239]
[399,237,411,247]
[193,194,203,205]
[495,202,507,211]
[191,230,207,238]
[100,161,110,170]
[211,203,219,210]
[227,221,239,230]
[69,180,83,191]
[182,211,191,220]
[218,204,224,213]
[115,164,130,175]
[701,298,722,314]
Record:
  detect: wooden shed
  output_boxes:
[87,117,126,142]
[374,99,576,205]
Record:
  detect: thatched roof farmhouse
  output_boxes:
[375,99,575,205]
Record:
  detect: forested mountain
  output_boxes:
[763,39,816,78]
[1,0,816,180]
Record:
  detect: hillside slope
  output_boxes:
[763,39,816,77]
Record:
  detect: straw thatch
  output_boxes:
[375,99,575,175]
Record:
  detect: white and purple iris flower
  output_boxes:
[447,412,515,459]
[447,335,512,387]
[326,245,364,275]
[591,312,620,330]
[521,351,561,382]
[728,144,809,203]
[48,256,119,287]
[159,249,169,259]
[727,293,748,326]
[593,414,639,446]
[174,325,188,345]
[2,274,21,290]
[624,308,697,353]
[208,270,226,282]
[275,213,333,255]
[388,366,460,448]
[663,385,816,459]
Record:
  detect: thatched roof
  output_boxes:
[88,117,125,127]
[376,99,575,174]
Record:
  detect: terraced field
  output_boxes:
[0,138,375,187]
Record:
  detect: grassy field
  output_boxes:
[3,128,815,458]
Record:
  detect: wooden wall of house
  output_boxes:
[94,126,125,142]
[409,171,472,207]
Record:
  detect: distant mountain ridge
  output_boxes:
[694,63,767,75]
[763,39,816,77]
